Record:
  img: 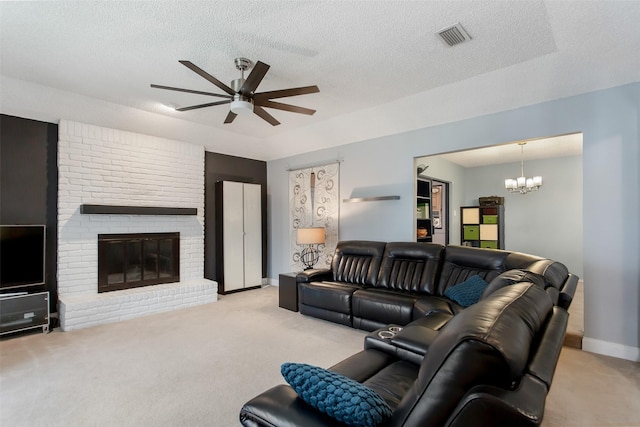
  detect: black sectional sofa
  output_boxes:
[297,241,577,332]
[240,241,578,427]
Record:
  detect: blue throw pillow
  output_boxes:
[444,275,489,307]
[281,362,392,427]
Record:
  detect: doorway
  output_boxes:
[415,168,450,245]
[430,180,449,245]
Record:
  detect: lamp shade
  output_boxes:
[504,179,517,190]
[296,227,325,245]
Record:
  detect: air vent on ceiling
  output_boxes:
[437,23,471,47]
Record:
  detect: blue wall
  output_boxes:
[414,152,583,277]
[465,155,583,277]
[268,83,640,359]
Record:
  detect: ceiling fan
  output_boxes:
[151,57,319,126]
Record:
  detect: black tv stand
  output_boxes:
[0,291,49,335]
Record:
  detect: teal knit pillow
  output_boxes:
[444,275,489,307]
[281,362,392,427]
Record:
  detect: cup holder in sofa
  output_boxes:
[366,318,445,366]
[378,325,403,339]
[365,325,425,366]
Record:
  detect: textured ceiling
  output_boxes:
[1,1,639,161]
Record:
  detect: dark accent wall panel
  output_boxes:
[204,152,267,282]
[1,116,48,222]
[1,114,58,311]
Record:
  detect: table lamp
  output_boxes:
[296,227,325,270]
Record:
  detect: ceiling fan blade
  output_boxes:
[254,99,316,115]
[150,84,233,99]
[224,111,237,124]
[253,106,280,126]
[175,100,231,112]
[239,61,270,96]
[254,85,319,101]
[179,60,235,96]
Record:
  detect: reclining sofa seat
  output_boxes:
[240,283,567,427]
[352,242,444,331]
[298,241,386,326]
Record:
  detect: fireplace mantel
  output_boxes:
[80,204,197,215]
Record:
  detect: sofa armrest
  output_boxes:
[557,273,579,309]
[527,306,568,388]
[296,269,333,283]
[239,384,344,427]
[445,374,548,427]
[329,349,396,381]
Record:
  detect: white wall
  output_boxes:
[268,83,640,361]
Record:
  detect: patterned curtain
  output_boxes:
[289,162,339,271]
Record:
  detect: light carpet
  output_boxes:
[1,285,638,426]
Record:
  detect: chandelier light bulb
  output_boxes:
[504,143,543,194]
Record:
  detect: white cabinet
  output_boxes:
[216,181,262,294]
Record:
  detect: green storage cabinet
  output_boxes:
[461,205,505,249]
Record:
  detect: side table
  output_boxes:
[278,272,299,311]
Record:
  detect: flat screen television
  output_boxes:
[0,225,46,290]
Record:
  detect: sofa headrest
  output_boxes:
[504,252,570,291]
[525,259,570,290]
[504,251,544,269]
[382,242,444,259]
[376,242,444,294]
[481,269,546,300]
[390,283,553,427]
[437,246,510,294]
[334,240,387,257]
[331,241,387,286]
[443,245,511,270]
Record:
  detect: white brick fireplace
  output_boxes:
[57,120,217,331]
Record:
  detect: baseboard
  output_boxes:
[582,337,640,362]
[267,277,279,286]
[563,331,582,349]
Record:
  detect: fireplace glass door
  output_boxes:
[98,233,179,293]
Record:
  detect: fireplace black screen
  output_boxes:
[98,233,179,293]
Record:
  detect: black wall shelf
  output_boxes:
[80,205,197,216]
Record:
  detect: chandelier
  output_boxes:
[504,142,542,194]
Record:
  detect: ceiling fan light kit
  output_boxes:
[151,57,319,126]
[230,95,253,115]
